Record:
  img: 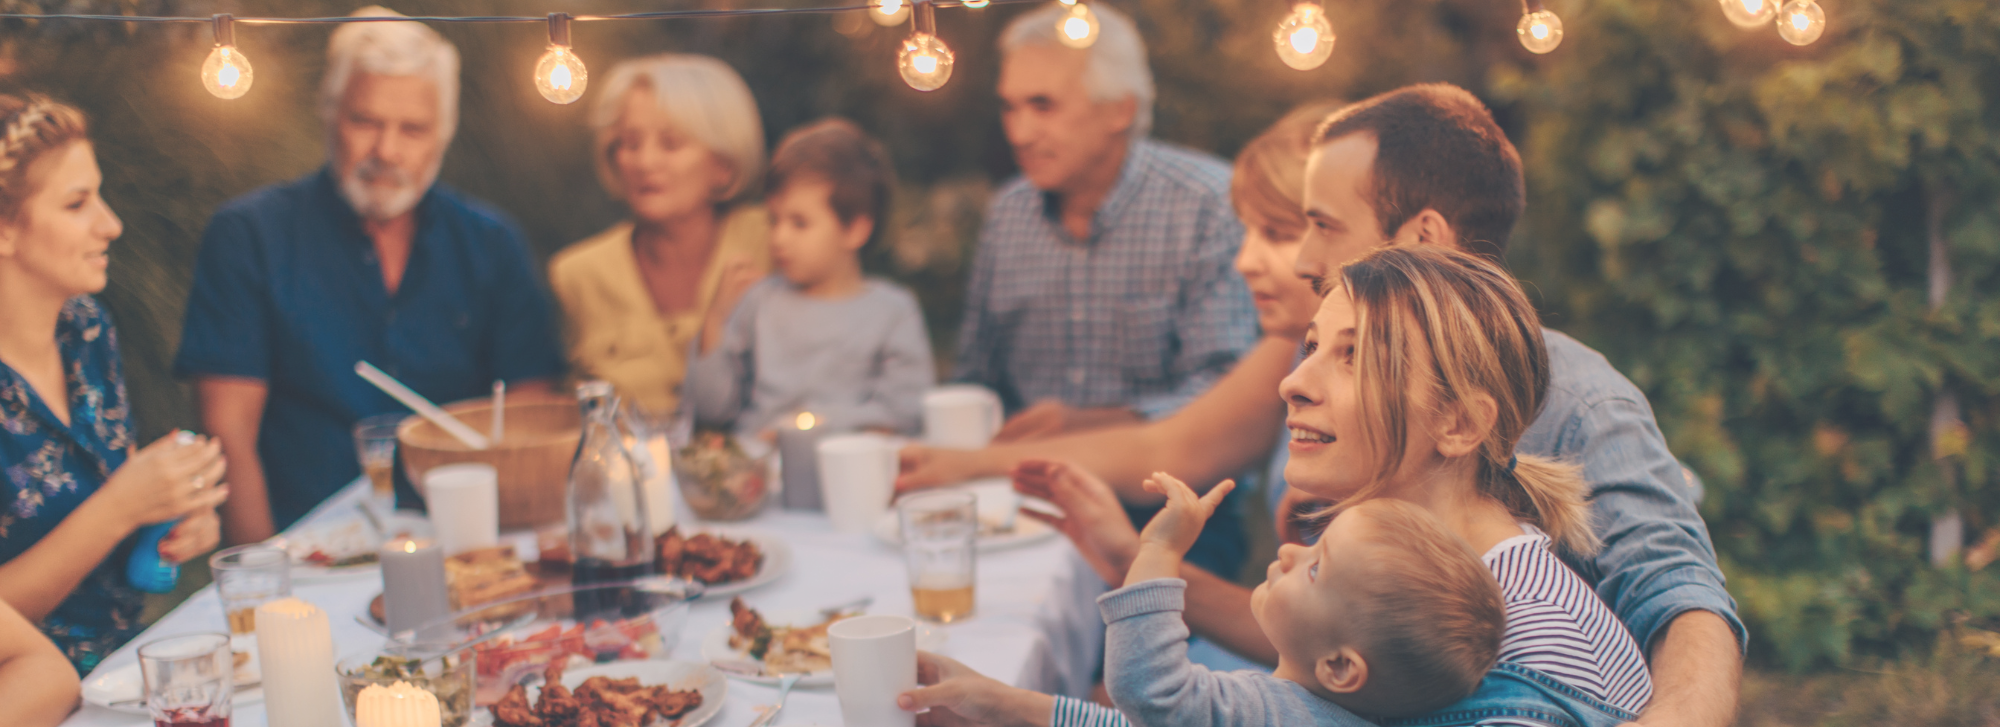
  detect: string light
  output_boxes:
[200,14,254,99]
[1776,0,1825,45]
[897,0,954,91]
[1516,0,1563,54]
[872,0,912,27]
[1055,0,1099,49]
[533,13,588,104]
[963,0,992,7]
[1272,1,1334,71]
[1718,0,1776,28]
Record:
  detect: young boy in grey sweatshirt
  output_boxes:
[1101,473,1506,726]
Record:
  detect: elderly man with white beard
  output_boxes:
[175,7,563,543]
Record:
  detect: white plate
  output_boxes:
[521,660,726,727]
[873,479,1059,552]
[671,528,792,600]
[700,610,946,687]
[280,511,434,583]
[82,661,264,715]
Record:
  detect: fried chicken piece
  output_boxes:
[656,528,763,584]
[728,596,766,646]
[645,686,704,719]
[492,684,543,727]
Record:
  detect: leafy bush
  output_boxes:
[1495,0,2000,670]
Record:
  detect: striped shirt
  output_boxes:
[1482,525,1654,716]
[951,138,1257,420]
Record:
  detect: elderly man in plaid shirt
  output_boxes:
[950,3,1257,576]
[956,2,1257,446]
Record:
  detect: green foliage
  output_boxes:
[1495,0,2000,670]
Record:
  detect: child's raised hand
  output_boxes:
[1136,473,1235,558]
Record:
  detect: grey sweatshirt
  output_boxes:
[1100,578,1376,727]
[686,275,935,438]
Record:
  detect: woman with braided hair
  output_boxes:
[0,93,228,674]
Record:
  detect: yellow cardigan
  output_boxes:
[548,205,771,417]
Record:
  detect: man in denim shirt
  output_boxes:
[897,85,1742,727]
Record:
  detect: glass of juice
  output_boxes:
[138,633,233,727]
[209,544,290,680]
[898,491,977,623]
[353,413,406,514]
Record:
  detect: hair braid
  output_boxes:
[0,93,89,221]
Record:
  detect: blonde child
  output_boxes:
[686,118,935,439]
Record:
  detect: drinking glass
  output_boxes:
[898,491,977,623]
[138,633,233,727]
[210,543,290,678]
[354,413,405,514]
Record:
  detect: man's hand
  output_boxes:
[897,445,990,494]
[992,401,1142,443]
[1012,460,1140,585]
[899,651,1052,727]
[1273,487,1335,546]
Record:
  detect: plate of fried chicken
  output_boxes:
[655,527,790,599]
[491,657,724,727]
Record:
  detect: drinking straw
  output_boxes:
[353,361,490,449]
[491,380,506,443]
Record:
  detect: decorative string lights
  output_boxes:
[10,0,1844,96]
[1716,0,1826,45]
[897,0,955,91]
[1515,0,1563,54]
[533,13,588,104]
[1272,1,1334,70]
[1054,0,1100,49]
[1775,0,1826,45]
[872,0,913,27]
[199,14,253,99]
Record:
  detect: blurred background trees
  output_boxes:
[2,0,1995,674]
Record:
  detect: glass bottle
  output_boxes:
[567,381,654,619]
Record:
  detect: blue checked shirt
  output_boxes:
[953,139,1258,420]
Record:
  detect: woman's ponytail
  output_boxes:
[1483,454,1599,556]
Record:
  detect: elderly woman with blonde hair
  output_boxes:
[550,54,771,420]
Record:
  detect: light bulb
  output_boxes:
[1719,0,1776,28]
[1273,2,1335,70]
[1776,0,1825,45]
[898,32,955,91]
[201,45,254,99]
[1057,3,1100,49]
[963,0,990,7]
[872,0,911,27]
[534,46,589,104]
[1516,9,1563,54]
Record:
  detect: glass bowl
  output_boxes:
[387,577,700,706]
[672,432,774,521]
[337,651,475,727]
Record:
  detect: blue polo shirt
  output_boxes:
[174,168,564,528]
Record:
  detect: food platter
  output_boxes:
[873,479,1059,552]
[508,660,727,727]
[278,510,433,582]
[664,527,791,600]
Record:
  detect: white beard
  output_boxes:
[338,155,440,221]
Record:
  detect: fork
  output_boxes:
[745,673,801,727]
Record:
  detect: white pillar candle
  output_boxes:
[254,597,343,727]
[424,464,499,556]
[379,537,451,634]
[777,411,824,511]
[356,681,442,727]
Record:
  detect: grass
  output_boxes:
[1738,632,2000,727]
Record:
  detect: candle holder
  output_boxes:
[338,652,472,727]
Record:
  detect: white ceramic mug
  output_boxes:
[923,385,1004,449]
[817,434,900,533]
[828,615,918,727]
[422,463,499,556]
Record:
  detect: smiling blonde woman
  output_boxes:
[549,54,771,420]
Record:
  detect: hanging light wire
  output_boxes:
[0,0,1038,25]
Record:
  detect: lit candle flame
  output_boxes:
[402,540,417,554]
[796,412,817,430]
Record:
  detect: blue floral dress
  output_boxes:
[0,296,141,674]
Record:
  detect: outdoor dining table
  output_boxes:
[60,477,1110,727]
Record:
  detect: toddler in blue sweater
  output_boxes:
[1102,473,1506,726]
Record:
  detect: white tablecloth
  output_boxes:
[60,479,1109,727]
